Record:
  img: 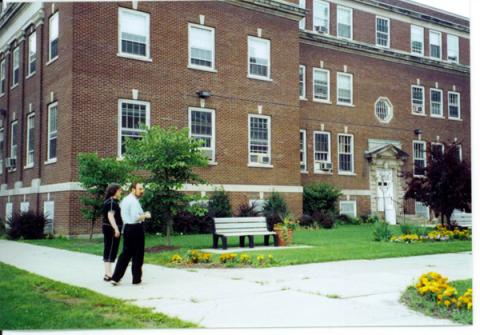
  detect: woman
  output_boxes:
[102,183,123,281]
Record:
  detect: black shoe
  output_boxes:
[132,280,142,285]
[103,275,112,282]
[111,280,120,286]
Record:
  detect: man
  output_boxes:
[111,182,151,285]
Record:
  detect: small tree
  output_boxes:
[303,183,342,215]
[263,191,289,230]
[78,153,132,239]
[208,189,232,218]
[404,142,471,227]
[124,126,208,246]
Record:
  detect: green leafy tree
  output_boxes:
[208,189,232,218]
[124,126,208,246]
[303,183,342,215]
[78,153,133,239]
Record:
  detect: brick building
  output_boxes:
[0,0,470,235]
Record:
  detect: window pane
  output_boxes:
[120,10,148,56]
[412,86,424,113]
[249,38,269,77]
[338,135,353,172]
[50,13,59,40]
[337,74,352,104]
[337,7,352,38]
[190,110,212,148]
[313,0,329,33]
[447,34,459,62]
[120,102,147,155]
[376,18,389,46]
[314,70,328,100]
[411,26,423,54]
[190,26,213,67]
[299,66,305,97]
[314,133,330,162]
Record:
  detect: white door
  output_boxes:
[376,168,396,225]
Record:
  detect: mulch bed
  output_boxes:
[145,245,180,253]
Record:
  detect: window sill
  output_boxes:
[0,93,5,98]
[188,65,217,73]
[314,170,333,175]
[337,102,355,108]
[44,159,57,165]
[117,53,152,62]
[376,43,390,49]
[247,75,272,82]
[25,72,36,80]
[300,97,308,101]
[208,161,218,166]
[313,99,332,104]
[411,112,427,116]
[10,83,19,90]
[301,170,308,174]
[46,56,59,66]
[24,164,34,170]
[248,163,273,169]
[448,117,462,121]
[430,115,445,119]
[7,168,17,173]
[338,172,356,176]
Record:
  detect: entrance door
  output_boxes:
[376,168,396,225]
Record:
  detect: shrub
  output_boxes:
[263,192,289,230]
[173,211,213,234]
[208,189,232,218]
[236,202,260,217]
[303,183,342,215]
[0,218,5,237]
[299,214,315,228]
[363,215,382,225]
[400,224,415,235]
[372,220,393,241]
[312,210,335,229]
[7,211,48,240]
[337,214,362,225]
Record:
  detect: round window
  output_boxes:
[375,98,393,123]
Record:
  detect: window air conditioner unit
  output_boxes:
[315,161,332,172]
[314,25,328,34]
[414,105,423,113]
[202,148,214,161]
[251,153,270,164]
[5,157,16,169]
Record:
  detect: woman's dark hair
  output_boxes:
[105,183,122,200]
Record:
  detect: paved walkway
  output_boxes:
[0,240,472,327]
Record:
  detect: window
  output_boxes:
[43,200,55,234]
[429,30,441,59]
[188,107,215,162]
[20,202,29,213]
[374,98,393,123]
[299,0,306,30]
[313,0,329,34]
[338,134,354,173]
[5,202,13,222]
[49,12,59,61]
[300,129,307,172]
[12,47,19,87]
[0,128,3,174]
[299,65,306,99]
[249,199,266,213]
[431,142,444,159]
[313,68,330,102]
[314,131,331,172]
[248,36,270,79]
[339,200,357,217]
[118,8,150,59]
[0,59,5,95]
[455,144,462,161]
[411,25,424,56]
[337,6,352,39]
[430,88,443,117]
[413,140,426,176]
[411,85,425,114]
[415,201,429,219]
[337,72,353,105]
[26,113,35,167]
[376,17,390,47]
[118,100,150,157]
[448,91,460,119]
[188,24,215,70]
[248,115,271,165]
[47,103,58,161]
[28,32,37,75]
[447,34,459,63]
[10,121,18,163]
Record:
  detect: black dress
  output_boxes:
[102,198,123,262]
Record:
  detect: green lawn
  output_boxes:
[24,224,472,267]
[401,279,472,325]
[0,262,197,330]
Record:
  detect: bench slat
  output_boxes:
[214,217,266,224]
[215,223,267,229]
[221,232,276,236]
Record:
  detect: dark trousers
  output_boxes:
[112,223,145,284]
[102,224,122,262]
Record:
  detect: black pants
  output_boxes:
[112,223,145,284]
[102,224,122,262]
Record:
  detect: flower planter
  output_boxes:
[274,227,293,246]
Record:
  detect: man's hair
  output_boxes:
[130,182,143,191]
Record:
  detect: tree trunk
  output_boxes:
[166,216,173,247]
[89,217,96,240]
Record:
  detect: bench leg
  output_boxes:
[221,236,228,250]
[213,234,219,249]
[273,234,279,247]
[264,235,270,246]
[239,236,245,247]
[248,235,254,248]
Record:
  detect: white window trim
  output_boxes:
[313,131,331,174]
[48,12,59,63]
[337,133,355,175]
[447,34,459,64]
[117,7,151,62]
[0,127,4,175]
[410,25,424,56]
[456,144,463,161]
[10,120,18,171]
[411,85,425,115]
[247,36,271,81]
[336,6,353,40]
[299,65,306,100]
[429,88,443,118]
[11,47,19,88]
[412,140,427,177]
[313,0,330,34]
[336,72,354,106]
[339,200,357,217]
[298,0,306,30]
[25,113,35,168]
[117,99,151,158]
[300,129,307,173]
[247,114,272,168]
[187,23,216,72]
[312,67,330,103]
[0,59,5,96]
[188,107,216,163]
[375,16,390,48]
[46,102,58,164]
[374,97,394,123]
[429,30,442,60]
[447,91,461,120]
[27,31,37,77]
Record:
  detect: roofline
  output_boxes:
[394,0,469,21]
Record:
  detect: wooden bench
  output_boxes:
[451,210,472,227]
[213,217,279,250]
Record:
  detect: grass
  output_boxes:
[23,224,472,267]
[0,262,198,330]
[401,279,472,325]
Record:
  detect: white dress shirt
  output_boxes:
[120,193,144,224]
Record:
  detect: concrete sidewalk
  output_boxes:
[0,240,472,327]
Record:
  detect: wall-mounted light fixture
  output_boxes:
[196,90,212,99]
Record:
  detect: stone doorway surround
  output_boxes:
[365,140,409,220]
